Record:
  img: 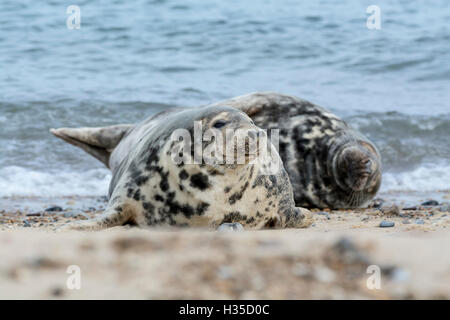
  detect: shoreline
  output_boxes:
[0,193,448,299]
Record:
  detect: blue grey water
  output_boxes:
[0,0,449,197]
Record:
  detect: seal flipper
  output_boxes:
[50,124,133,168]
[57,206,132,231]
[282,207,314,228]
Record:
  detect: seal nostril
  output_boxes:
[360,158,371,168]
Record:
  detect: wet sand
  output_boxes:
[0,193,449,299]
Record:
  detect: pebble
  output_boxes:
[97,196,108,202]
[45,206,63,212]
[414,218,425,225]
[26,212,42,217]
[315,211,331,220]
[421,200,439,206]
[218,222,244,232]
[51,287,64,297]
[402,206,417,211]
[23,219,31,227]
[380,205,400,216]
[314,266,336,283]
[379,220,395,228]
[217,266,233,280]
[63,211,87,218]
[402,219,411,224]
[369,198,384,208]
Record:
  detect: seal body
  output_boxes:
[51,105,312,230]
[211,92,382,209]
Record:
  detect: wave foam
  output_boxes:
[0,164,448,197]
[0,166,111,197]
[381,164,450,192]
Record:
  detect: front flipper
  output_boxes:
[56,207,132,231]
[282,207,314,228]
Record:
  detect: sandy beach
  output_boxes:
[0,193,449,299]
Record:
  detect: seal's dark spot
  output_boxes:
[133,189,141,201]
[190,173,210,190]
[179,169,189,180]
[220,211,247,224]
[228,181,249,205]
[196,202,209,216]
[159,170,170,192]
[135,175,149,186]
[154,194,164,202]
[224,186,231,193]
[264,217,278,228]
[127,188,134,198]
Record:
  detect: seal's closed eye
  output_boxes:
[213,120,228,128]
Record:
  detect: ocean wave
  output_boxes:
[0,164,448,198]
[381,164,450,192]
[0,166,111,197]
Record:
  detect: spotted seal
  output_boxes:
[50,105,312,230]
[210,92,382,209]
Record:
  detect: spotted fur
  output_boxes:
[52,105,312,230]
[210,92,382,209]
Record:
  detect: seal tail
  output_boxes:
[50,124,133,168]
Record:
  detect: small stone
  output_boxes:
[45,206,63,212]
[218,222,244,232]
[23,219,31,227]
[51,287,64,297]
[402,219,411,224]
[26,212,42,217]
[380,205,400,216]
[421,200,439,206]
[217,266,233,280]
[292,263,312,278]
[414,218,425,225]
[314,266,336,283]
[379,220,395,228]
[402,206,417,211]
[315,211,331,220]
[98,196,108,202]
[368,198,384,208]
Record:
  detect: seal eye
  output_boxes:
[213,120,227,129]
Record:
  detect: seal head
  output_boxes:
[333,140,381,193]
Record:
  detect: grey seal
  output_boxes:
[210,92,382,209]
[51,105,312,230]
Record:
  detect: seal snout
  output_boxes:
[335,144,380,193]
[355,158,373,177]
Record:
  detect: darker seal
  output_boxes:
[211,92,382,209]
